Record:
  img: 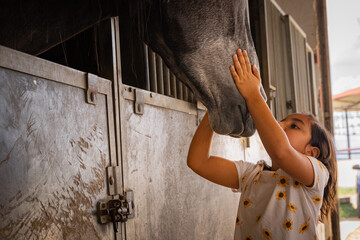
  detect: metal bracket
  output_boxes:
[97,190,135,232]
[286,100,293,110]
[134,89,144,115]
[87,73,98,105]
[107,166,122,196]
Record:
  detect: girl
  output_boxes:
[187,49,337,239]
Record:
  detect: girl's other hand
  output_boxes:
[230,49,262,101]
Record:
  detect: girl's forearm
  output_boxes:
[187,113,214,171]
[246,92,291,168]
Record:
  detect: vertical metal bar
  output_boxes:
[183,85,189,102]
[143,43,150,91]
[163,63,171,96]
[149,48,157,93]
[176,79,183,100]
[345,109,351,159]
[189,91,195,103]
[170,73,177,98]
[156,54,164,94]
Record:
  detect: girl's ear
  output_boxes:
[305,145,320,159]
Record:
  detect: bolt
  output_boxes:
[109,176,114,185]
[90,92,95,102]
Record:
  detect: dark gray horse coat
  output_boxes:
[0,0,266,137]
[134,0,266,137]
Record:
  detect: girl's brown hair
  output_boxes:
[306,114,337,222]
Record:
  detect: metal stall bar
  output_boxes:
[143,43,151,91]
[176,79,184,100]
[149,48,157,93]
[156,54,164,94]
[163,64,171,96]
[144,43,196,103]
[170,72,177,98]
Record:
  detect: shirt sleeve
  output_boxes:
[232,160,258,192]
[304,156,329,192]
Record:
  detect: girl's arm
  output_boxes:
[230,49,314,186]
[187,112,239,189]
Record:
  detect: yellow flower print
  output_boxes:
[244,236,253,240]
[255,170,262,177]
[283,219,293,231]
[276,191,286,200]
[243,198,252,208]
[256,214,262,223]
[257,163,262,168]
[278,176,290,187]
[262,229,272,239]
[288,203,297,213]
[299,221,310,233]
[318,160,324,171]
[317,175,320,185]
[253,178,259,184]
[236,216,240,225]
[241,175,247,183]
[272,172,278,178]
[312,196,322,205]
[293,180,301,188]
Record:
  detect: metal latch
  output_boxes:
[97,190,135,232]
[134,89,144,115]
[87,73,98,105]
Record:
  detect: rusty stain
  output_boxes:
[69,139,75,148]
[26,117,36,138]
[0,142,16,166]
[0,125,108,240]
[77,155,86,170]
[0,153,10,166]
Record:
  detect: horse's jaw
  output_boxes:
[178,38,266,138]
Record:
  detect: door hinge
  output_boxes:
[134,89,144,115]
[97,190,135,232]
[87,73,98,105]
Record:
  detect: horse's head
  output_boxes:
[140,0,267,137]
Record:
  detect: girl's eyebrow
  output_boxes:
[290,117,305,126]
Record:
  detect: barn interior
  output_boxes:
[0,0,338,239]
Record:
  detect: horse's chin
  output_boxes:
[208,107,255,138]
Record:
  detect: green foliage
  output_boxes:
[340,203,358,219]
[338,187,357,196]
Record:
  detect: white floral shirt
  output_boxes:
[233,156,329,240]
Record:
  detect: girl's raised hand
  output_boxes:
[230,49,261,101]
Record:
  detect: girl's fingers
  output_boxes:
[252,64,261,80]
[233,54,242,76]
[243,50,252,73]
[237,49,247,73]
[230,65,240,83]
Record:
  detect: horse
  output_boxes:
[0,0,266,137]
